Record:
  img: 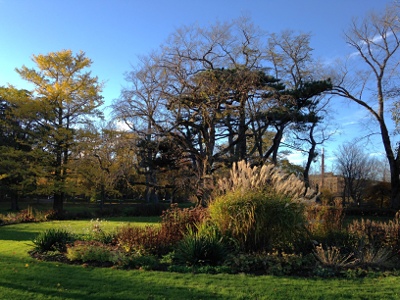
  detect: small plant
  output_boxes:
[173,223,227,266]
[313,244,357,268]
[355,245,395,268]
[32,228,74,253]
[81,219,116,244]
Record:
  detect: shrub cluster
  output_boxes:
[0,207,56,225]
[27,162,400,277]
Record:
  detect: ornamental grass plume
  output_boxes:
[216,160,314,201]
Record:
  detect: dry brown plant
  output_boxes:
[314,244,357,268]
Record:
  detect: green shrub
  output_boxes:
[32,228,74,253]
[173,223,228,266]
[209,189,306,252]
[66,241,125,265]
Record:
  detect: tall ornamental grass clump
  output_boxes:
[209,161,308,252]
[209,189,306,252]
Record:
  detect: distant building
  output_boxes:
[309,172,345,196]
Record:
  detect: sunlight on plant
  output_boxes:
[216,160,315,201]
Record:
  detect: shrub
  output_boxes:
[116,205,209,257]
[66,241,125,265]
[160,203,209,243]
[347,215,400,253]
[354,245,395,268]
[173,223,228,266]
[209,189,306,252]
[0,207,57,225]
[32,228,74,253]
[223,251,316,276]
[313,244,357,268]
[117,225,160,255]
[305,199,345,235]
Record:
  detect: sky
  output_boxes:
[0,0,396,173]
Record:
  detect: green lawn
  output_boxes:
[1,219,400,299]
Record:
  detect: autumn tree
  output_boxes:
[332,4,400,208]
[16,50,104,213]
[70,122,139,208]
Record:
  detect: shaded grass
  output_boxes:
[1,220,400,299]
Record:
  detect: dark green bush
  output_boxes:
[173,224,228,266]
[32,228,74,253]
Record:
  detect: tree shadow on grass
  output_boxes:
[0,258,225,300]
[0,228,38,241]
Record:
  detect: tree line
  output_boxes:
[1,4,399,212]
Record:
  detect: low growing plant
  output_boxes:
[81,218,116,244]
[313,244,357,268]
[32,228,74,253]
[173,223,228,266]
[66,241,125,265]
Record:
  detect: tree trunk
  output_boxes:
[53,192,64,214]
[10,192,19,211]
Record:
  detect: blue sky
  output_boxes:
[0,0,395,171]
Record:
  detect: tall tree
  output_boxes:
[0,87,37,209]
[266,30,333,166]
[331,4,400,208]
[16,50,104,213]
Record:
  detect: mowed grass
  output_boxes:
[1,220,400,299]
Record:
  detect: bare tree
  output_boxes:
[331,4,400,208]
[335,142,375,205]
